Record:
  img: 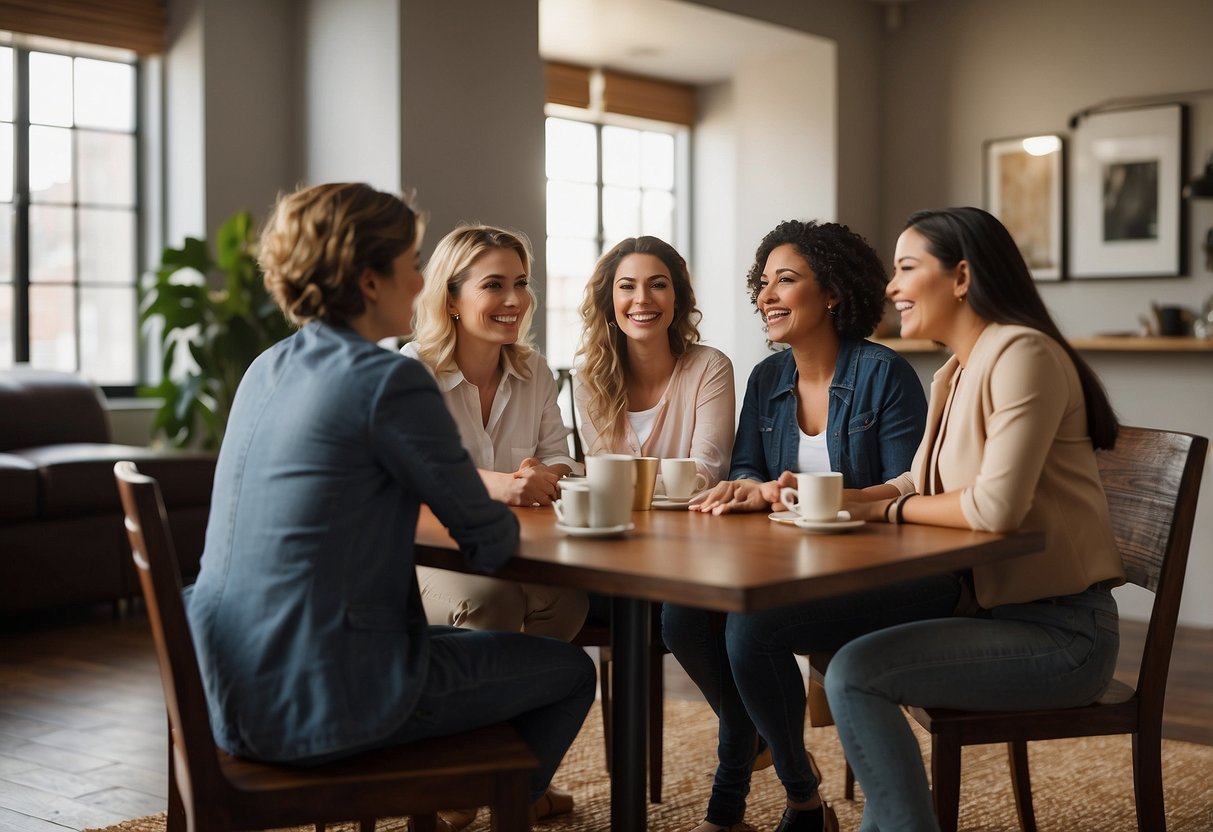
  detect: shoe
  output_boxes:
[530,785,574,823]
[772,802,839,832]
[435,808,477,832]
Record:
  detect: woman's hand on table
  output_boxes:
[692,478,773,515]
[484,459,563,506]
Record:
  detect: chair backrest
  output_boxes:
[113,461,226,816]
[1094,426,1207,716]
[555,366,584,463]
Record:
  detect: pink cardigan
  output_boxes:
[574,344,735,487]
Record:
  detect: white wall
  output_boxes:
[692,39,838,405]
[301,0,401,190]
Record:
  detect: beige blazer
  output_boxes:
[888,323,1123,608]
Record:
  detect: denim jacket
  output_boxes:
[729,339,927,488]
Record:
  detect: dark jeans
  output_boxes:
[663,573,961,825]
[379,625,597,802]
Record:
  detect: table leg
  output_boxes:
[610,596,650,831]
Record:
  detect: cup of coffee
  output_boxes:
[553,482,591,527]
[585,454,635,528]
[660,458,708,501]
[780,472,844,522]
[632,457,660,510]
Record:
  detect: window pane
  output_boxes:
[29,284,76,371]
[0,285,11,368]
[30,125,73,203]
[0,47,12,121]
[546,179,598,238]
[80,287,135,383]
[546,118,597,184]
[547,237,598,300]
[79,208,135,284]
[77,130,135,206]
[74,58,134,131]
[641,131,675,190]
[30,205,75,282]
[641,190,674,242]
[602,126,640,187]
[0,206,11,283]
[603,186,641,242]
[30,52,73,127]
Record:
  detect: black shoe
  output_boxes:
[773,802,839,832]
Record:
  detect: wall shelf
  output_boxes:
[874,337,1213,354]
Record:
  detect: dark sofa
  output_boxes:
[0,367,216,613]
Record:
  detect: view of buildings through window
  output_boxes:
[0,40,138,387]
[544,115,680,369]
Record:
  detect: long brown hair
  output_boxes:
[575,236,701,452]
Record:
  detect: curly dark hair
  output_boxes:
[744,219,887,340]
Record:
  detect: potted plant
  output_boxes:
[139,211,292,450]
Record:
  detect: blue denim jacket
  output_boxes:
[729,339,927,488]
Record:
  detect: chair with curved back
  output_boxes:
[907,426,1207,832]
[114,461,537,832]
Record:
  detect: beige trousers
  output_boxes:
[416,565,589,641]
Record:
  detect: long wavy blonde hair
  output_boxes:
[411,224,537,380]
[575,236,701,452]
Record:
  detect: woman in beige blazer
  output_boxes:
[821,207,1124,832]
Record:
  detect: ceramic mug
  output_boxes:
[780,472,844,522]
[553,482,591,527]
[585,454,636,528]
[660,458,708,501]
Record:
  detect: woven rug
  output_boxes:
[84,697,1213,832]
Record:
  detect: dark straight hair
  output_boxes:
[905,207,1118,450]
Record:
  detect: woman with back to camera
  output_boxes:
[575,235,735,487]
[665,220,937,832]
[185,184,596,832]
[824,207,1123,832]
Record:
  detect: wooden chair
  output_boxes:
[907,426,1208,832]
[114,461,537,832]
[572,604,668,803]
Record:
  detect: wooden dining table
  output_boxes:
[414,505,1043,832]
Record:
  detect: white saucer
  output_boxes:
[555,522,634,538]
[651,495,703,510]
[795,516,865,534]
[770,509,853,526]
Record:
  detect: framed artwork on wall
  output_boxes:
[984,134,1065,281]
[1069,103,1187,279]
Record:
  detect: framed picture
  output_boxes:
[984,134,1065,281]
[1069,104,1187,278]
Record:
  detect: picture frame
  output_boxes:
[984,134,1065,281]
[1069,104,1187,279]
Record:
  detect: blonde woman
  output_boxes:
[402,224,587,642]
[575,236,734,485]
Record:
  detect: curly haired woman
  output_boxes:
[665,220,940,832]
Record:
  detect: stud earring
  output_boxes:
[451,313,460,321]
[957,295,966,303]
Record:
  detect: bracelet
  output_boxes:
[893,493,915,525]
[882,498,898,524]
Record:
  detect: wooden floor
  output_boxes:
[1,606,1210,832]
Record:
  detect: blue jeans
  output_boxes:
[368,626,596,802]
[664,572,962,826]
[825,585,1120,832]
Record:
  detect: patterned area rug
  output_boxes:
[84,697,1213,832]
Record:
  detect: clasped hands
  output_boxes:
[692,471,874,517]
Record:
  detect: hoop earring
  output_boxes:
[607,317,617,329]
[827,304,836,316]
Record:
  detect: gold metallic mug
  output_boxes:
[632,456,660,510]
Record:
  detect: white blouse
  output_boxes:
[400,343,579,474]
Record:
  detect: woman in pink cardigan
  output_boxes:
[574,236,734,486]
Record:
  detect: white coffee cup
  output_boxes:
[553,482,591,527]
[660,458,708,501]
[780,472,844,522]
[585,454,636,528]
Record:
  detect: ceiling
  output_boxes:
[538,0,830,85]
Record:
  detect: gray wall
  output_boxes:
[879,0,1213,627]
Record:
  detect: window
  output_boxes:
[0,38,139,389]
[544,116,681,369]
